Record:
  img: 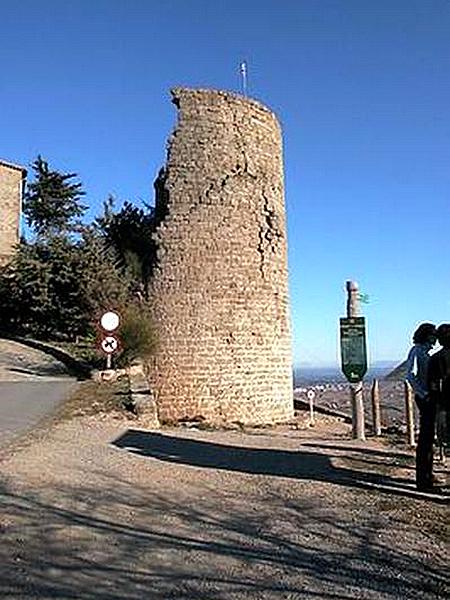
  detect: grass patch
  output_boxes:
[56,378,134,421]
[55,340,104,370]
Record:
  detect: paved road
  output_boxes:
[0,339,76,448]
[0,381,76,448]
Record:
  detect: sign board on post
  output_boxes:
[340,317,367,383]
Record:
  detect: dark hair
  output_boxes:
[413,323,437,344]
[437,324,450,349]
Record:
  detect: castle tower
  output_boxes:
[148,88,293,425]
[0,159,26,265]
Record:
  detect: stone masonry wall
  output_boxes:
[147,88,293,425]
[0,162,24,265]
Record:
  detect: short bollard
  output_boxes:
[404,380,416,447]
[307,389,316,427]
[371,379,382,436]
[351,382,366,441]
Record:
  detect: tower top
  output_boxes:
[170,87,280,125]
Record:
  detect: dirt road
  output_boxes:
[0,410,448,599]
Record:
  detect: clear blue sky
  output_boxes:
[1,0,449,366]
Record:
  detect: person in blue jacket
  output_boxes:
[405,322,437,491]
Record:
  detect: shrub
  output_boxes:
[118,303,157,366]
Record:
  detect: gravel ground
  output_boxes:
[0,403,448,600]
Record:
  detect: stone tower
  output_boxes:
[0,159,26,265]
[148,88,293,425]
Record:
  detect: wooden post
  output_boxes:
[351,382,366,441]
[371,379,382,436]
[346,280,360,318]
[346,280,366,441]
[404,380,415,447]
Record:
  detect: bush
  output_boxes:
[118,303,157,366]
[0,235,132,340]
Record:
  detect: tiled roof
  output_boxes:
[0,158,27,175]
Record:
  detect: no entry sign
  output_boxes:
[340,317,367,383]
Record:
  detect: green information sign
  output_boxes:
[340,317,368,383]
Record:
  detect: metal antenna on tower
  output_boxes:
[240,61,248,96]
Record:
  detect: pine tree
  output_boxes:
[95,197,157,295]
[0,156,157,351]
[23,156,87,239]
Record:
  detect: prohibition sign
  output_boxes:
[101,336,119,354]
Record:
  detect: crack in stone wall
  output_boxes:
[257,188,284,280]
[147,88,293,425]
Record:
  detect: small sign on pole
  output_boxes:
[101,336,119,354]
[99,310,121,370]
[307,389,316,426]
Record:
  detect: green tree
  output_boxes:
[0,155,158,364]
[0,241,51,336]
[0,157,131,340]
[95,197,157,295]
[78,227,133,317]
[23,155,87,239]
[0,231,133,340]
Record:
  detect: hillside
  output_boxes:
[384,360,407,381]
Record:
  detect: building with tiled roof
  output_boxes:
[0,158,27,264]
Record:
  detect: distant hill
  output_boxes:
[384,360,407,381]
[293,362,398,386]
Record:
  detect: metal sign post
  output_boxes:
[99,311,121,371]
[101,336,119,369]
[340,281,367,441]
[307,389,316,427]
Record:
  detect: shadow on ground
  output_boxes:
[112,430,449,503]
[0,469,448,600]
[6,365,69,378]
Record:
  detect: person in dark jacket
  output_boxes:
[405,322,437,491]
[428,324,450,482]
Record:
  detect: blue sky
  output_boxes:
[1,0,449,366]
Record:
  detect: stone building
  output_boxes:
[147,88,294,425]
[0,159,26,265]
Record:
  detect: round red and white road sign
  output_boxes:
[101,336,119,354]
